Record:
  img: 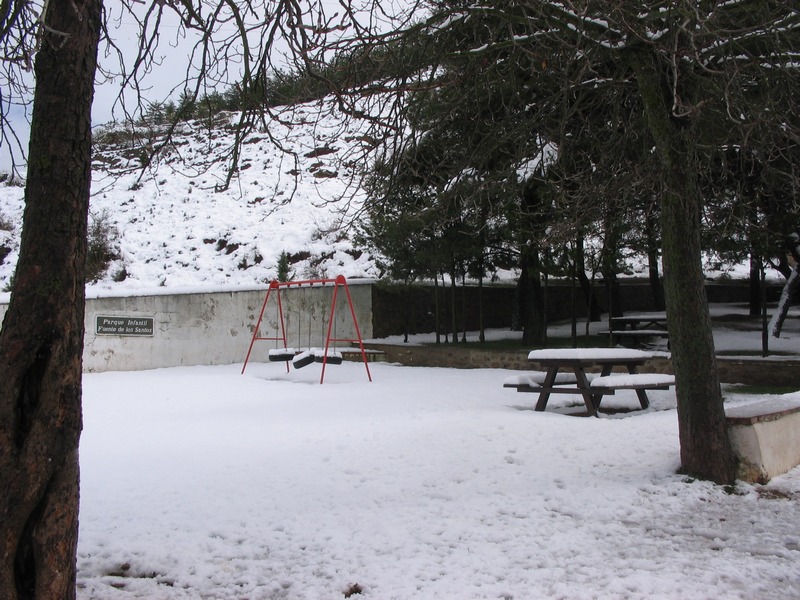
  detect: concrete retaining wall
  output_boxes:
[1,280,797,382]
[726,398,800,483]
[0,281,374,372]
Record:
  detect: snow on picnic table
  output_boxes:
[527,347,653,361]
[77,361,800,600]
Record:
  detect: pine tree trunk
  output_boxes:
[601,223,622,318]
[749,253,761,317]
[433,275,441,343]
[450,271,457,343]
[519,244,546,346]
[478,273,485,343]
[646,212,665,311]
[574,237,602,321]
[0,0,101,598]
[769,265,799,338]
[632,49,736,485]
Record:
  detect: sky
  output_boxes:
[1,4,211,172]
[0,0,421,173]
[93,4,198,124]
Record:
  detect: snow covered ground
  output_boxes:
[76,310,800,600]
[77,359,800,600]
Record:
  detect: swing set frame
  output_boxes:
[241,275,372,383]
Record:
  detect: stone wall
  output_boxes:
[0,280,374,372]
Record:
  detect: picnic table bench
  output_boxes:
[611,313,668,330]
[603,312,669,347]
[505,348,674,417]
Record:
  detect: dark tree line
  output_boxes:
[354,1,800,484]
[360,2,800,332]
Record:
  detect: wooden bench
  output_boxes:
[589,373,675,391]
[601,329,670,348]
[505,372,578,387]
[726,398,800,483]
[589,373,675,409]
[503,372,615,395]
[503,371,614,395]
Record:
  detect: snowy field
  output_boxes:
[77,357,800,600]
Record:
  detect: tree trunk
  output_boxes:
[632,49,736,485]
[770,234,800,337]
[0,0,101,598]
[450,270,458,343]
[768,264,799,338]
[574,237,602,321]
[749,252,761,317]
[603,272,622,319]
[760,265,769,357]
[519,244,546,346]
[601,222,623,318]
[570,257,578,346]
[433,274,441,343]
[460,273,467,343]
[478,273,485,343]
[441,271,449,342]
[645,211,665,311]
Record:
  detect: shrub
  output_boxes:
[0,210,12,232]
[86,210,121,282]
[276,251,293,282]
[0,210,14,270]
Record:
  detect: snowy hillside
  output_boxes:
[0,96,768,299]
[0,99,384,295]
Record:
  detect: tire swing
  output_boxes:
[241,276,372,384]
[267,286,295,365]
[291,301,316,369]
[314,292,342,366]
[268,346,296,363]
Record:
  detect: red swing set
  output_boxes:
[241,275,372,383]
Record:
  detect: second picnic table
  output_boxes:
[516,348,670,416]
[610,312,668,331]
[607,312,669,347]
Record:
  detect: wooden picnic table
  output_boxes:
[610,312,668,331]
[523,348,659,416]
[607,312,669,347]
